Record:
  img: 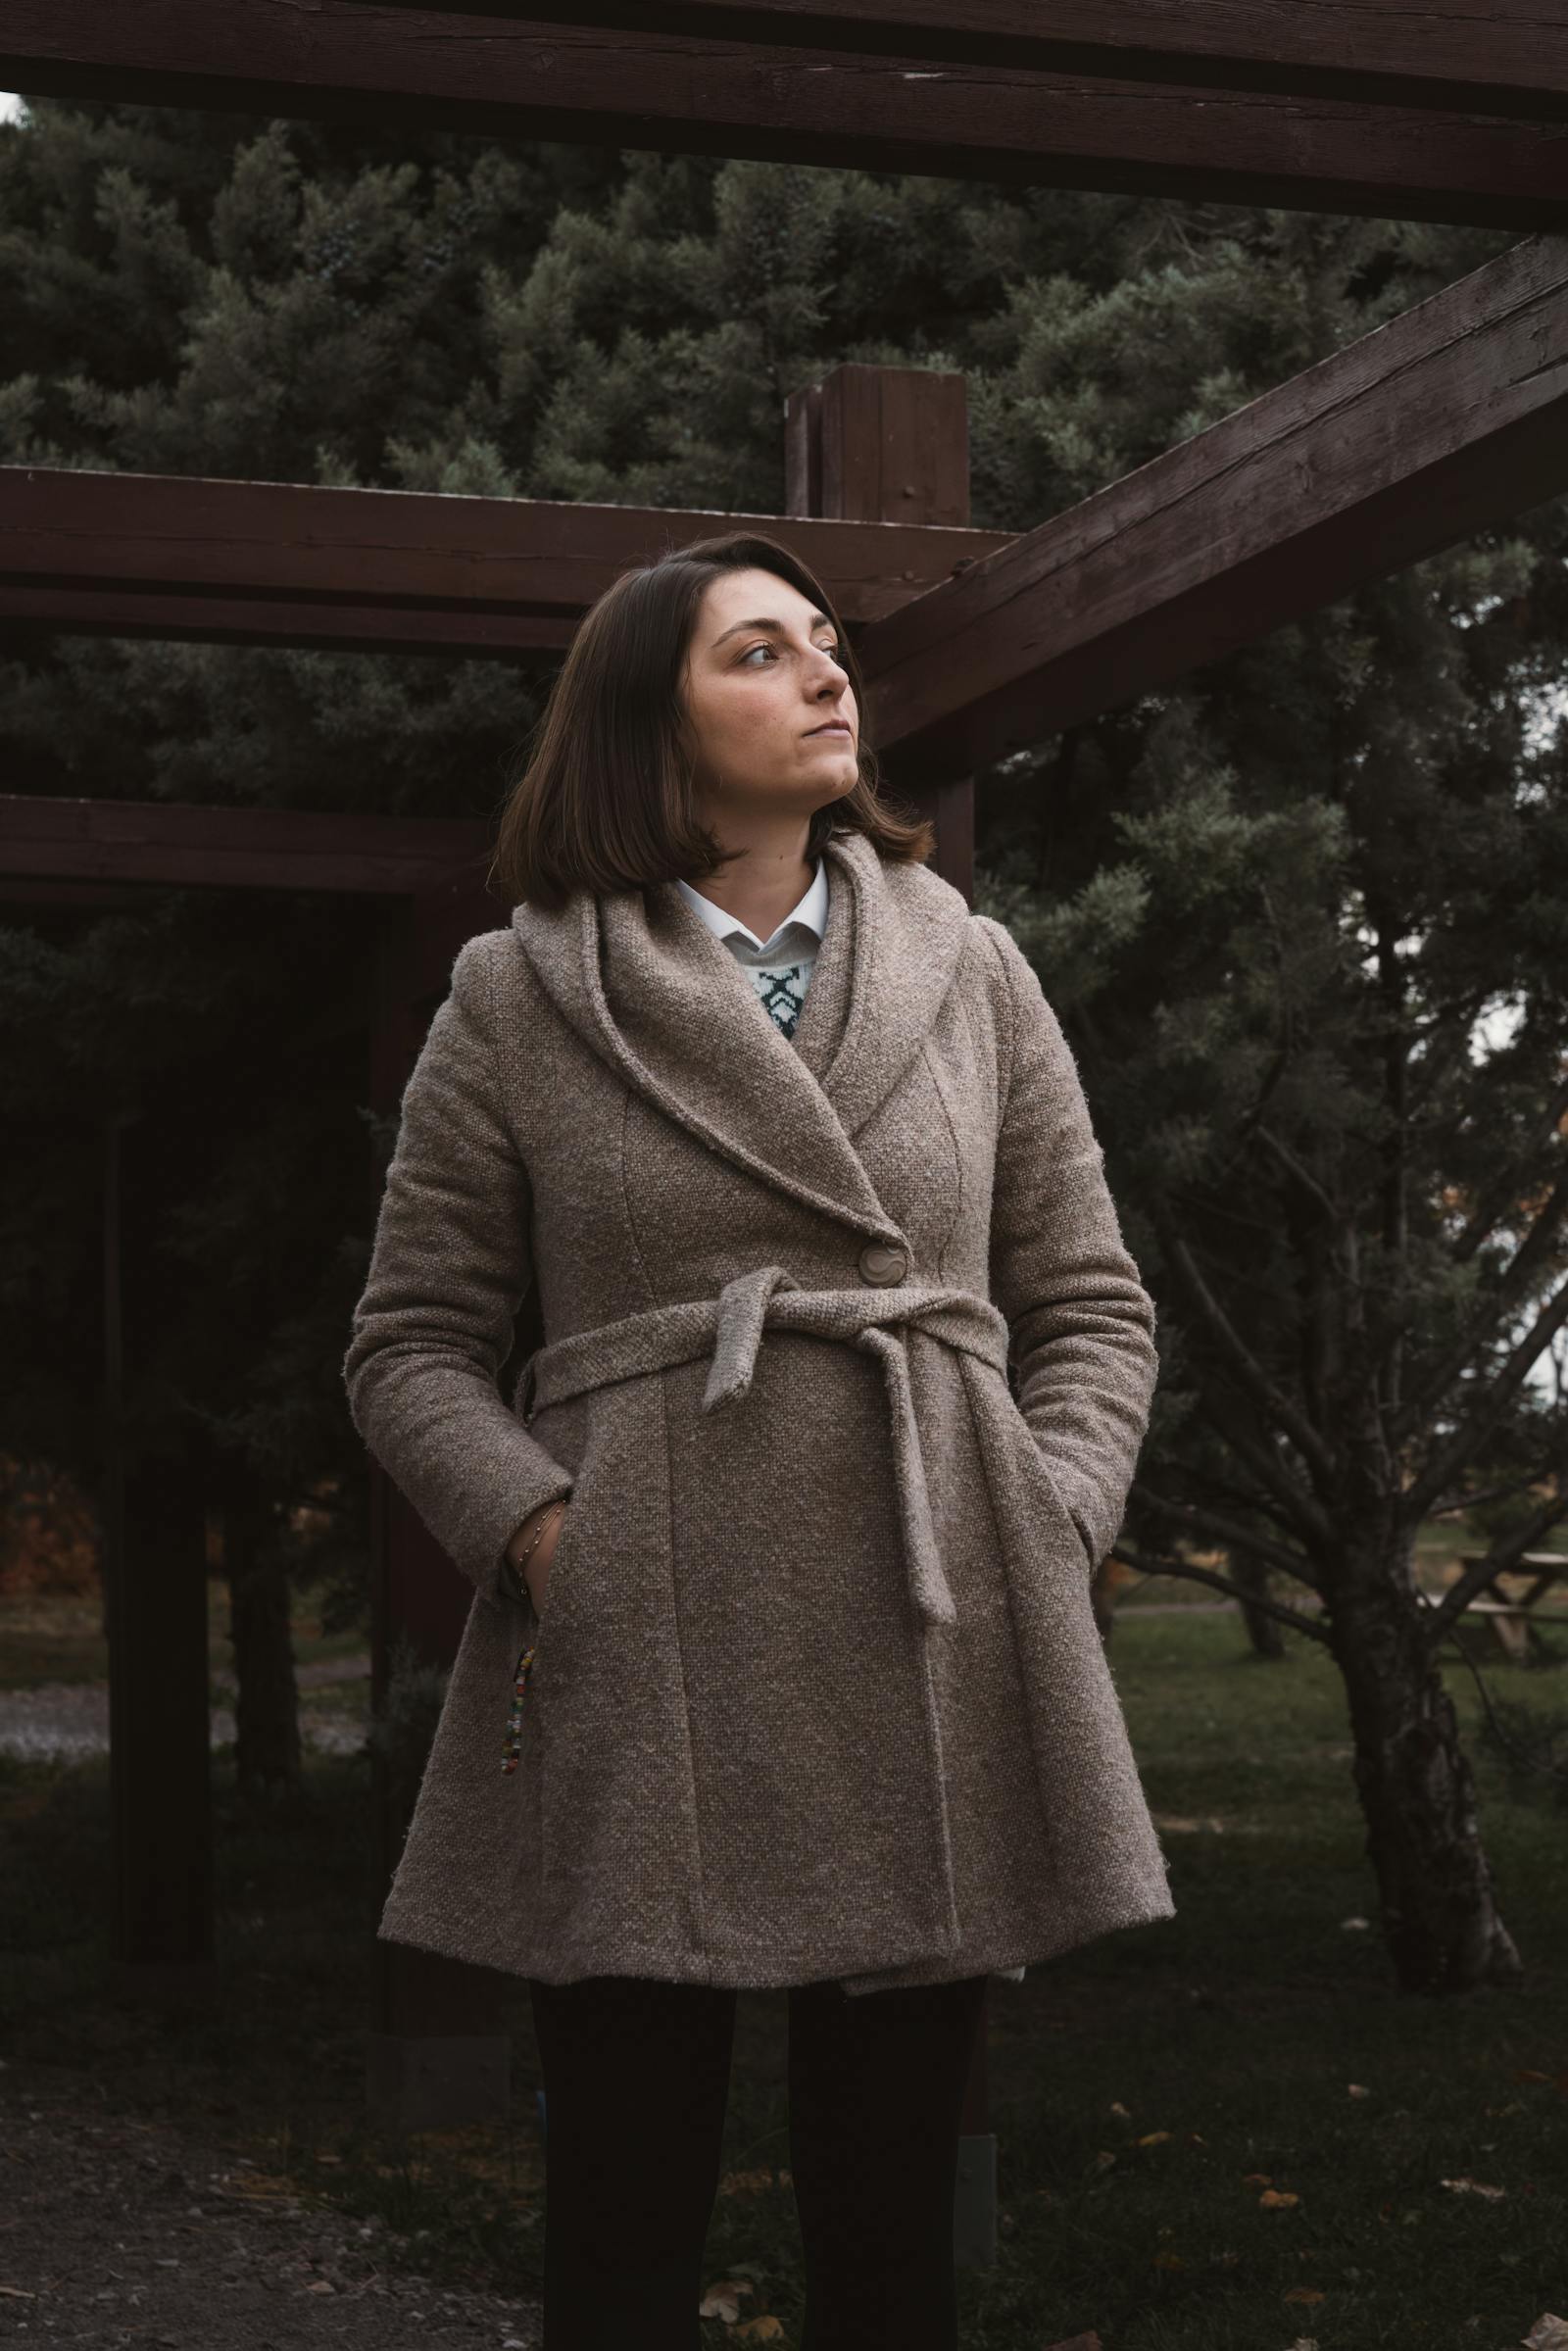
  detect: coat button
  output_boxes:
[858,1242,907,1286]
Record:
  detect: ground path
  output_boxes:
[0,1657,372,1764]
[0,2049,542,2349]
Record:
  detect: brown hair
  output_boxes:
[488,529,935,910]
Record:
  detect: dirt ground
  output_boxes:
[0,2049,543,2349]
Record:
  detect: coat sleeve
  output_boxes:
[975,916,1158,1575]
[341,930,573,1609]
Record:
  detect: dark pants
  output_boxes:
[527,1968,989,2350]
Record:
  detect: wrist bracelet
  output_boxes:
[513,1495,566,1567]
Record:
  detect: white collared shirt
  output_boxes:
[674,857,830,1040]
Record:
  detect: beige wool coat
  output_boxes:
[342,824,1175,1996]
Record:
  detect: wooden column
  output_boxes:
[102,1109,217,2000]
[785,361,976,906]
[364,877,520,2131]
[787,361,995,2272]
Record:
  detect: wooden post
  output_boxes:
[102,1110,217,2001]
[787,362,995,2270]
[364,880,520,2131]
[785,362,976,906]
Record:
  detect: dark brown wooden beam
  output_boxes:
[0,587,577,661]
[0,794,495,895]
[782,361,988,2182]
[514,2,1568,122]
[0,876,153,912]
[786,363,977,903]
[787,364,972,534]
[102,1111,216,1993]
[3,3,1562,230]
[860,230,1568,783]
[0,465,1010,648]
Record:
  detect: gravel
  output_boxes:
[0,2054,542,2349]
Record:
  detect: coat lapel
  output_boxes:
[511,825,972,1243]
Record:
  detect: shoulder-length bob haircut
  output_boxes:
[489,529,935,911]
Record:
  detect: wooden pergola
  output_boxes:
[3,0,1566,2265]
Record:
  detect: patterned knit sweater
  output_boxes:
[673,860,826,1035]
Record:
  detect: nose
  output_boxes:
[808,641,850,696]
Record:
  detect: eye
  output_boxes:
[735,635,842,667]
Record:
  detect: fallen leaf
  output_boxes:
[1523,2318,1568,2351]
[1136,2131,1172,2147]
[1440,2176,1506,2199]
[1259,2188,1299,2209]
[1348,2083,1370,2098]
[717,2168,777,2197]
[1284,2285,1326,2304]
[1242,2171,1273,2185]
[699,2278,755,2323]
[734,2321,783,2342]
[1340,1916,1370,1932]
[1108,2100,1131,2118]
[1152,2250,1186,2271]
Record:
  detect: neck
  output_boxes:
[687,833,816,942]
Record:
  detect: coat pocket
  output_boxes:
[499,1498,574,1777]
[1011,1408,1097,1579]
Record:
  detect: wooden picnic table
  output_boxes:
[1431,1551,1568,1661]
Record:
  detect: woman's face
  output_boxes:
[680,566,859,821]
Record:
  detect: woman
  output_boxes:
[342,529,1174,2346]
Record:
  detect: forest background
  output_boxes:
[1,95,1566,2001]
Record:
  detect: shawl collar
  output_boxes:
[510,826,971,1243]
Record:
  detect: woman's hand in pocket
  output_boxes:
[505,1497,569,1617]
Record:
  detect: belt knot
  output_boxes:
[700,1262,957,1628]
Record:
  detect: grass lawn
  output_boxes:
[1,1592,1565,2349]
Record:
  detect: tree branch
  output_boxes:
[1157,1216,1339,1489]
[1111,1543,1333,1646]
[1127,1480,1322,1593]
[1422,1449,1568,1520]
[1392,1151,1568,1446]
[1251,1120,1342,1229]
[1404,1275,1568,1524]
[1450,1075,1568,1267]
[1183,1372,1337,1548]
[1416,1486,1568,1651]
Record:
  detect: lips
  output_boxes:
[806,722,853,737]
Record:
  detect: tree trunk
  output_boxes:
[1233,1544,1287,1658]
[223,1492,302,1800]
[1327,1554,1521,1993]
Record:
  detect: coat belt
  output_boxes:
[518,1263,1015,1630]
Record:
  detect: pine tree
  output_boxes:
[970,218,1568,1990]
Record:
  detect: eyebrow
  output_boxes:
[710,610,837,648]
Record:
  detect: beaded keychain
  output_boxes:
[501,1639,538,1776]
[500,1494,565,1777]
